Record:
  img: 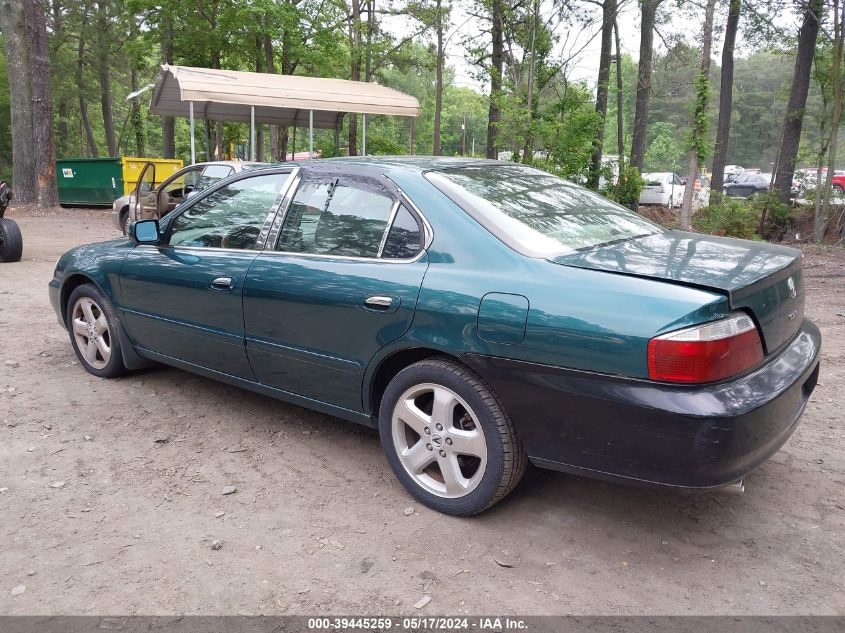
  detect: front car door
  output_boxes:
[243,170,430,412]
[119,169,296,378]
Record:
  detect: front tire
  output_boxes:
[0,217,23,262]
[379,358,526,516]
[66,283,127,378]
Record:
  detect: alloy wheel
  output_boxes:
[71,297,111,369]
[391,382,488,499]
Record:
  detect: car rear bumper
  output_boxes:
[462,318,821,490]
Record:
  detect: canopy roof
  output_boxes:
[149,65,420,129]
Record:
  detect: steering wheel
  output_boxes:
[220,225,261,249]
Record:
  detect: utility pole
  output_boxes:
[461,114,467,156]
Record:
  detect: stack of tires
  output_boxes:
[0,181,22,263]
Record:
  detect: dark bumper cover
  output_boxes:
[463,319,821,490]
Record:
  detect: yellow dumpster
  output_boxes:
[120,157,183,194]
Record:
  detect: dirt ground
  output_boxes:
[1,205,843,616]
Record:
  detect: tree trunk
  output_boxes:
[365,0,374,81]
[817,0,845,242]
[75,34,98,158]
[588,0,617,189]
[348,0,362,156]
[0,0,36,202]
[630,0,661,174]
[521,0,540,163]
[486,0,504,159]
[614,17,624,166]
[130,67,146,157]
[710,0,741,204]
[680,0,716,230]
[773,0,823,204]
[433,0,443,155]
[96,1,117,156]
[52,0,69,157]
[263,31,282,161]
[161,10,175,158]
[254,36,265,162]
[24,0,58,206]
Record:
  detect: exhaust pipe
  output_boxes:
[720,479,745,496]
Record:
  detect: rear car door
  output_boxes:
[120,170,295,378]
[243,171,430,411]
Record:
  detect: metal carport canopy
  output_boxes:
[149,65,420,162]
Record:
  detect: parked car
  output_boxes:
[639,172,685,207]
[723,165,744,183]
[724,172,772,198]
[112,160,265,234]
[50,158,821,516]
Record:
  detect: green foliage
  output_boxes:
[750,190,793,239]
[604,164,643,207]
[686,71,712,164]
[693,199,760,239]
[694,192,794,241]
[644,122,682,172]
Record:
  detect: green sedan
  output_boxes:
[49,158,821,516]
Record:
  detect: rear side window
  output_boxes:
[278,179,395,258]
[382,205,422,259]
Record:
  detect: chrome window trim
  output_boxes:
[264,172,303,250]
[256,168,300,250]
[376,200,402,258]
[252,244,428,265]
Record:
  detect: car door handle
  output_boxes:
[364,295,393,309]
[211,276,234,290]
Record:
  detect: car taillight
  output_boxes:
[647,313,764,384]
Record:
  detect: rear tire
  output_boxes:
[121,209,131,236]
[0,217,23,262]
[378,358,526,516]
[66,283,127,378]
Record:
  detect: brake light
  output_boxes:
[648,313,764,383]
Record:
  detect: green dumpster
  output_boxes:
[57,157,185,207]
[57,158,124,207]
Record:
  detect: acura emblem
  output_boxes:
[787,276,797,299]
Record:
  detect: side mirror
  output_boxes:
[132,219,160,244]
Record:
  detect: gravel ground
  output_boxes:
[1,206,843,615]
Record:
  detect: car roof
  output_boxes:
[195,160,266,169]
[261,156,525,176]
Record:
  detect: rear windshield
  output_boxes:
[426,164,662,256]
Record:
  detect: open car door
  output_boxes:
[134,162,157,222]
[155,165,204,219]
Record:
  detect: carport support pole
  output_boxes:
[189,101,195,165]
[250,106,256,161]
[362,114,367,156]
[309,110,314,159]
[409,118,415,155]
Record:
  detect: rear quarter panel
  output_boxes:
[380,171,731,382]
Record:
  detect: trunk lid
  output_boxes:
[552,230,804,354]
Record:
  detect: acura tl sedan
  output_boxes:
[49,158,821,516]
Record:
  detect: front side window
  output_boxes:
[168,173,286,249]
[426,165,662,256]
[278,178,396,258]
